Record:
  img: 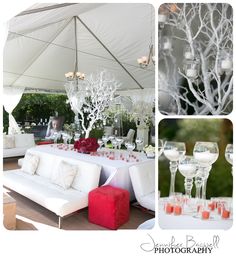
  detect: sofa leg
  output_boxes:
[58,216,62,229]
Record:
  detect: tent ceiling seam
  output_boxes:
[15,3,78,17]
[10,18,73,87]
[8,31,154,73]
[76,15,144,89]
[8,18,71,41]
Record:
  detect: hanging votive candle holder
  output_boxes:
[184,60,199,80]
[183,45,195,60]
[161,36,172,52]
[158,4,169,28]
[219,49,233,74]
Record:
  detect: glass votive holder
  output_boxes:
[173,201,183,216]
[164,199,174,214]
[208,198,217,211]
[200,203,211,220]
[221,198,232,220]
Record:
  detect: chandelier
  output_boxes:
[137,6,155,68]
[65,16,85,81]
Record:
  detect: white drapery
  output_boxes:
[3,86,25,134]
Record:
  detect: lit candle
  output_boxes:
[165,203,174,214]
[174,205,182,215]
[158,14,167,23]
[201,210,210,220]
[186,68,197,78]
[194,151,218,165]
[222,209,230,219]
[163,41,171,50]
[184,51,194,60]
[221,59,232,70]
[164,148,180,161]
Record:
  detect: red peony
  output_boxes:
[74,138,99,154]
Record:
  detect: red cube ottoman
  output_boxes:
[88,185,130,230]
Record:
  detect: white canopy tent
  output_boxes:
[3,3,155,95]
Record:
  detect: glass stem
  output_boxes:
[169,161,178,197]
[195,186,201,200]
[184,177,193,198]
[201,165,211,200]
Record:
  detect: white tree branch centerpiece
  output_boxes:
[159,3,233,115]
[131,100,154,147]
[65,70,120,138]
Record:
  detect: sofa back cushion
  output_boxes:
[15,134,35,148]
[21,153,40,175]
[3,135,15,149]
[51,160,77,190]
[72,162,101,193]
[129,160,155,198]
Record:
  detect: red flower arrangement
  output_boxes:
[74,138,99,154]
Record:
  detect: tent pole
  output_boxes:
[76,16,144,89]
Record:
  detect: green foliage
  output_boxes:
[89,128,104,139]
[3,93,74,133]
[158,119,233,198]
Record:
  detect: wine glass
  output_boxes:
[62,132,68,145]
[225,144,233,176]
[135,137,144,152]
[193,142,219,200]
[67,133,73,145]
[102,135,109,148]
[158,139,164,157]
[163,141,186,197]
[97,139,104,152]
[74,132,81,142]
[127,142,136,157]
[116,137,124,150]
[111,138,118,150]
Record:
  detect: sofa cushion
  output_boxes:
[3,169,88,217]
[21,153,40,175]
[52,161,77,190]
[72,162,101,193]
[14,134,35,148]
[3,135,15,149]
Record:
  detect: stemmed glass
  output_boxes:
[127,142,136,157]
[111,138,118,150]
[135,137,144,152]
[102,135,109,148]
[67,133,73,145]
[116,137,124,150]
[74,132,81,142]
[225,144,233,176]
[97,139,104,151]
[52,131,61,144]
[163,141,186,197]
[193,142,219,200]
[178,156,198,198]
[158,139,164,157]
[62,132,68,145]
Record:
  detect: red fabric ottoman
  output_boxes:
[88,185,130,230]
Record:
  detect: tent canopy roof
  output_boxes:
[4,3,155,95]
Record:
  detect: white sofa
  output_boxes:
[3,133,35,158]
[129,160,155,212]
[3,148,102,228]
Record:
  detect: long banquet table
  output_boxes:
[26,144,155,200]
[159,198,233,230]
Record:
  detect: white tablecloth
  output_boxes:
[28,145,154,200]
[159,198,233,230]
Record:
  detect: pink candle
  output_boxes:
[222,209,230,219]
[202,211,210,220]
[165,203,173,214]
[174,205,182,215]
